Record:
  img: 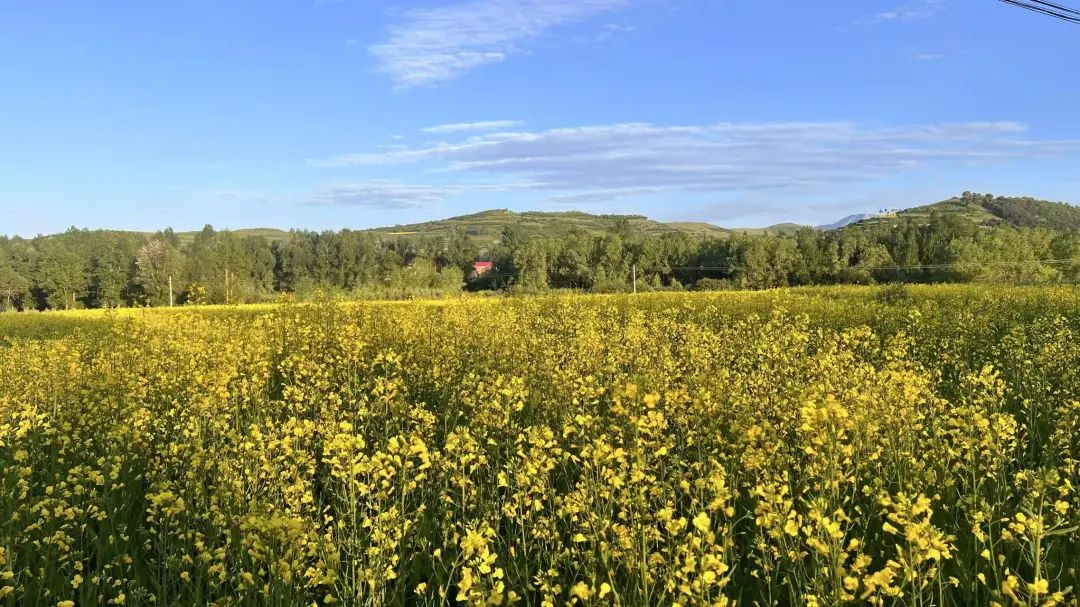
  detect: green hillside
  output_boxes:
[31,194,1080,252]
[365,209,732,247]
[28,212,731,248]
[732,222,809,236]
[173,228,291,245]
[850,193,1080,231]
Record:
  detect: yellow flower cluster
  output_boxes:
[0,284,1078,606]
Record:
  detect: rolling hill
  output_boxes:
[363,210,814,244]
[816,214,878,230]
[363,209,734,247]
[29,194,1079,249]
[734,223,808,236]
[172,228,291,245]
[847,194,1080,231]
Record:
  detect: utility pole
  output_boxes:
[632,264,637,294]
[168,276,174,307]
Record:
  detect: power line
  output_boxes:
[1000,0,1080,20]
[998,0,1080,22]
[1026,0,1080,15]
[479,259,1080,279]
[671,259,1080,273]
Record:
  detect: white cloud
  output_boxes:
[861,0,944,23]
[371,0,630,87]
[916,53,943,60]
[308,121,1077,203]
[421,120,524,134]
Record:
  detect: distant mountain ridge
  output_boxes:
[844,194,1080,232]
[361,209,733,248]
[816,214,878,230]
[207,196,1076,245]
[335,209,804,243]
[20,194,1080,245]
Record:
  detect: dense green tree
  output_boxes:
[628,237,670,287]
[595,233,627,280]
[0,263,29,310]
[33,238,88,309]
[86,233,140,307]
[728,235,774,289]
[1052,232,1080,282]
[244,236,276,295]
[337,231,381,289]
[550,233,591,289]
[3,196,1080,311]
[274,233,315,293]
[438,228,480,275]
[135,238,184,306]
[514,239,551,290]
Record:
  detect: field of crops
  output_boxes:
[1,285,1078,607]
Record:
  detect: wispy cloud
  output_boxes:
[309,182,451,209]
[199,189,275,204]
[371,0,630,88]
[915,53,944,60]
[308,181,514,208]
[308,121,1077,203]
[860,0,945,23]
[421,120,524,134]
[208,189,256,199]
[595,23,636,42]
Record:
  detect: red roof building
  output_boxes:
[472,261,494,276]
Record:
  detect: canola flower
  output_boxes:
[0,284,1078,606]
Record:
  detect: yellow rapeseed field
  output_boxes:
[1,285,1078,607]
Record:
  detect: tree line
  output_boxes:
[485,214,1080,292]
[1,214,1078,311]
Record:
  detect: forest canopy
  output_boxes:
[1,194,1079,310]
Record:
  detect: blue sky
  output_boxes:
[2,0,1079,235]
